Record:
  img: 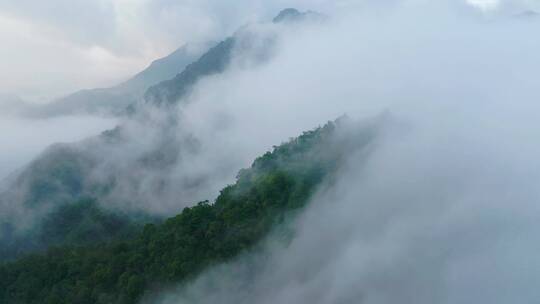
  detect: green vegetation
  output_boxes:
[0,121,364,303]
[0,199,145,262]
[144,38,235,106]
[21,145,93,208]
[38,199,144,248]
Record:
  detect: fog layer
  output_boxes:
[148,1,540,303]
[0,115,116,181]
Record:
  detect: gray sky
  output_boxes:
[1,0,532,102]
[0,0,368,102]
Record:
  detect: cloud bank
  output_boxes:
[61,0,539,216]
[1,0,539,277]
[140,1,540,303]
[0,115,117,182]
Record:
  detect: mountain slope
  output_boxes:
[144,38,235,106]
[27,44,208,117]
[0,198,145,261]
[0,141,155,260]
[272,7,324,23]
[0,118,381,304]
[143,8,323,107]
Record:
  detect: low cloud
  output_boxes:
[0,115,117,182]
[152,101,540,303]
[144,1,540,303]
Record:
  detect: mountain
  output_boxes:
[0,117,383,304]
[0,123,189,261]
[26,43,209,117]
[20,8,321,115]
[119,44,212,95]
[144,38,235,106]
[144,8,324,107]
[0,198,146,261]
[272,8,325,23]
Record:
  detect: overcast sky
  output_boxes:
[0,0,537,102]
[0,0,360,102]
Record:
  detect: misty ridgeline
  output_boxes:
[1,2,540,304]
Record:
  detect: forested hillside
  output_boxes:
[0,198,149,261]
[0,119,378,304]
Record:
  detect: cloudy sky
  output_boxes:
[0,0,362,102]
[1,0,536,102]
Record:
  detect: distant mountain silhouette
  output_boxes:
[27,43,210,117]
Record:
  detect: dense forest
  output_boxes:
[0,120,375,303]
[0,198,145,261]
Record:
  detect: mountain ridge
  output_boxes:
[24,43,210,118]
[0,116,382,303]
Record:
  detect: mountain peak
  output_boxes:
[273,8,302,23]
[273,8,325,24]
